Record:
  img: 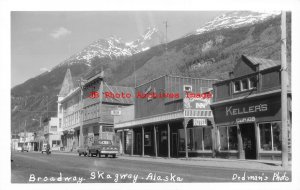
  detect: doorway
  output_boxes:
[171,133,178,157]
[240,123,257,159]
[136,133,142,155]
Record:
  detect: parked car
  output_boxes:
[21,146,29,152]
[41,143,51,154]
[77,145,88,156]
[88,139,119,158]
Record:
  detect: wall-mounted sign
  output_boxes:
[111,109,121,116]
[193,118,207,126]
[184,97,211,110]
[226,104,268,116]
[236,117,255,124]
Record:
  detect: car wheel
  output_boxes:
[105,154,108,158]
[84,153,87,157]
[79,153,81,156]
[112,154,116,158]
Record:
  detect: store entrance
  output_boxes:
[240,123,257,159]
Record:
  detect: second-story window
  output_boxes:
[249,77,257,89]
[241,79,249,91]
[234,81,241,93]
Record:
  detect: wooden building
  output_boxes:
[210,55,292,160]
[114,75,218,158]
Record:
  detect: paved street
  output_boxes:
[11,151,291,183]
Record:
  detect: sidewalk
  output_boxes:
[44,150,292,172]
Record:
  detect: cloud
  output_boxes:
[40,67,50,72]
[50,27,71,39]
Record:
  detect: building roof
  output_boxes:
[102,83,135,105]
[243,55,281,71]
[59,69,75,97]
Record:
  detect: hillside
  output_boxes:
[11,12,291,133]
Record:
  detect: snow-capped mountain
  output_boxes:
[69,27,164,63]
[195,11,280,35]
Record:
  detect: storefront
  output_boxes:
[210,55,292,160]
[114,75,217,158]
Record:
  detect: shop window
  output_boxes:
[249,77,257,89]
[144,132,152,147]
[203,127,212,150]
[178,127,211,151]
[241,79,249,91]
[233,81,241,93]
[219,126,238,151]
[259,122,282,151]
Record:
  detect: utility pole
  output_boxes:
[281,11,288,169]
[164,21,168,52]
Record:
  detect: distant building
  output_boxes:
[43,117,61,150]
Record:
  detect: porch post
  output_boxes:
[184,120,188,159]
[142,126,144,157]
[167,123,171,158]
[131,129,134,156]
[237,125,245,159]
[154,125,157,157]
[122,130,125,155]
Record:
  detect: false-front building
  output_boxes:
[210,55,292,160]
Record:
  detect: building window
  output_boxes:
[259,122,281,151]
[179,127,212,151]
[241,79,249,91]
[249,77,257,89]
[233,81,241,92]
[52,140,61,147]
[219,126,238,151]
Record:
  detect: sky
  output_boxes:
[11,11,226,87]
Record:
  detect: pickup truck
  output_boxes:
[87,139,119,158]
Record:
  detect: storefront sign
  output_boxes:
[184,97,211,110]
[212,95,281,125]
[226,104,268,116]
[111,109,121,116]
[193,118,207,126]
[236,117,256,124]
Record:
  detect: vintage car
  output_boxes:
[77,145,88,156]
[41,143,51,154]
[87,139,119,158]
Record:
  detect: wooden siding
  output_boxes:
[232,58,257,78]
[135,75,217,119]
[261,69,281,92]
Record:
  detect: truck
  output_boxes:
[87,139,119,158]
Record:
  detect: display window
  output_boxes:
[259,121,282,151]
[178,127,212,151]
[219,126,238,151]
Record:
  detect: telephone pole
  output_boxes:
[164,21,168,52]
[281,11,288,169]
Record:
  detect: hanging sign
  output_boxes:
[193,118,207,126]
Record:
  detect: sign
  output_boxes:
[236,117,255,124]
[212,96,281,125]
[184,97,211,110]
[111,109,121,116]
[193,118,207,126]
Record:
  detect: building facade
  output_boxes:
[114,75,218,158]
[43,117,61,150]
[58,69,134,151]
[210,55,292,160]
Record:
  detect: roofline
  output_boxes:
[58,87,80,103]
[135,74,219,88]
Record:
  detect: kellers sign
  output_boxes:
[212,96,281,124]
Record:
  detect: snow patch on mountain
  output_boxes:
[195,11,281,35]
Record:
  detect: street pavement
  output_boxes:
[11,151,291,183]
